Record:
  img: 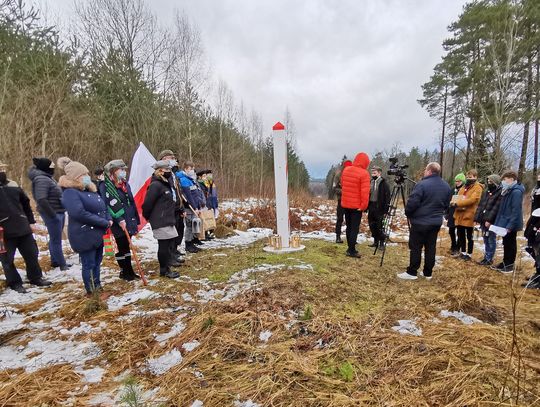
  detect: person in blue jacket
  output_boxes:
[99,159,140,281]
[492,170,525,273]
[58,157,112,295]
[177,161,204,253]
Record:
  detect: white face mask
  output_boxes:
[82,175,92,187]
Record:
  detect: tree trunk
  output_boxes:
[519,54,534,182]
[534,48,540,179]
[440,83,448,177]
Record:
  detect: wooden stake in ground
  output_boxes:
[124,228,147,286]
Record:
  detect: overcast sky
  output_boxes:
[44,0,467,178]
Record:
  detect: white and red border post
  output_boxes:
[264,122,304,253]
[272,122,290,248]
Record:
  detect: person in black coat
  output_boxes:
[28,157,71,271]
[142,161,180,279]
[523,173,540,289]
[99,159,141,281]
[474,174,502,266]
[367,166,391,249]
[0,163,51,293]
[398,162,452,280]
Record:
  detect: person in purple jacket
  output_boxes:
[58,157,112,295]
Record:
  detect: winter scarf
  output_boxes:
[103,175,131,219]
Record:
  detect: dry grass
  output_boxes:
[1,227,539,406]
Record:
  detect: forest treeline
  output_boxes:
[419,0,540,180]
[0,0,310,196]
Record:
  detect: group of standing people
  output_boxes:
[0,150,218,295]
[331,153,540,290]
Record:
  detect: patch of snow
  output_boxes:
[440,310,482,325]
[75,366,105,383]
[182,340,200,352]
[107,289,158,311]
[0,308,26,334]
[191,401,204,407]
[259,330,272,342]
[234,399,261,407]
[182,293,194,302]
[391,320,422,336]
[146,349,183,375]
[0,338,101,372]
[154,320,186,345]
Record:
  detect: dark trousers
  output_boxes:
[449,226,458,251]
[174,212,185,251]
[344,208,362,254]
[368,204,383,244]
[0,233,43,287]
[457,226,474,254]
[42,212,67,267]
[158,238,175,269]
[335,199,345,237]
[407,224,441,277]
[114,234,135,275]
[502,230,517,266]
[79,244,103,293]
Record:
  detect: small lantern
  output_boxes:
[290,234,301,248]
[271,235,282,250]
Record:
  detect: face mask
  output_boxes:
[82,175,92,188]
[168,159,178,168]
[188,170,197,180]
[0,172,7,185]
[163,171,172,179]
[371,176,378,180]
[46,167,55,175]
[117,170,127,181]
[502,180,516,190]
[488,183,496,191]
[207,175,213,181]
[466,179,476,185]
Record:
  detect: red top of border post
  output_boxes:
[272,122,285,131]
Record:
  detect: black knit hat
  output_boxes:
[33,157,54,172]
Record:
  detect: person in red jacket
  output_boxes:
[340,152,371,257]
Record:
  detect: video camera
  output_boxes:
[387,157,409,184]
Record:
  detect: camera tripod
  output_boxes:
[373,179,415,267]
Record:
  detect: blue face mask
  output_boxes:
[117,170,127,180]
[82,175,92,188]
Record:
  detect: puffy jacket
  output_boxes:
[98,177,140,238]
[60,177,110,253]
[494,183,525,231]
[0,183,35,238]
[454,182,483,227]
[474,186,502,225]
[28,167,65,219]
[142,175,177,230]
[177,171,204,210]
[340,153,370,210]
[405,174,452,226]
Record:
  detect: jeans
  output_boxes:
[482,227,497,262]
[80,244,103,293]
[0,233,43,287]
[42,212,67,267]
[344,208,362,254]
[407,224,441,277]
[502,230,517,266]
[457,226,474,254]
[174,211,185,249]
[335,199,345,237]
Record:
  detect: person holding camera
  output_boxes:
[367,166,391,250]
[340,152,371,258]
[397,162,452,280]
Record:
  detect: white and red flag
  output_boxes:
[128,142,155,231]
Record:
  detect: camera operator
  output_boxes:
[368,166,390,250]
[397,162,452,281]
[340,152,371,258]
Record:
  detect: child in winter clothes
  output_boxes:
[474,175,503,266]
[177,161,205,252]
[447,173,465,255]
[452,169,483,261]
[492,171,524,273]
[99,159,141,281]
[58,157,112,295]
